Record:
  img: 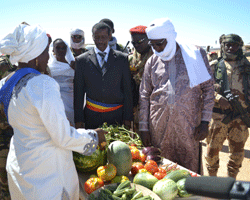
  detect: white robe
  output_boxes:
[0,74,98,200]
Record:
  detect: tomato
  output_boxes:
[139,152,147,163]
[158,167,167,174]
[154,172,166,180]
[145,160,158,167]
[130,143,137,147]
[144,160,159,175]
[84,177,104,194]
[131,148,140,160]
[97,164,117,181]
[131,162,145,175]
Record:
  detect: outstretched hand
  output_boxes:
[94,128,108,150]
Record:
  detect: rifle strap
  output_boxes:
[215,59,250,104]
[215,59,230,95]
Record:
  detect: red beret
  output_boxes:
[130,25,147,34]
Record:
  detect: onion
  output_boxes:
[147,147,161,156]
[146,155,162,162]
[142,147,152,155]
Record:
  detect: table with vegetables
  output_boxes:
[74,124,208,200]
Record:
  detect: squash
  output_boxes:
[164,169,191,182]
[107,141,132,176]
[176,178,192,197]
[73,148,107,173]
[153,178,178,200]
[133,172,158,190]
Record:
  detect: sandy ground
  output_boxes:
[201,132,250,181]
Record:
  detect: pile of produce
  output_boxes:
[133,168,193,200]
[101,123,144,148]
[73,123,143,173]
[88,180,155,200]
[73,148,107,173]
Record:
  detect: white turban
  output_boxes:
[146,18,177,61]
[0,24,48,65]
[70,28,85,49]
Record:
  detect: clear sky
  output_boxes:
[1,0,249,49]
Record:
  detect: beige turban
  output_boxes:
[0,24,48,64]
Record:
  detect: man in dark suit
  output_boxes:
[74,22,133,129]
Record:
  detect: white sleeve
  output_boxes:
[31,75,98,155]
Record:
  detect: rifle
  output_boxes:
[222,90,250,127]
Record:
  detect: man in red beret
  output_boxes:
[129,25,153,133]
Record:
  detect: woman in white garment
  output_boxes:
[0,24,106,200]
[48,39,75,126]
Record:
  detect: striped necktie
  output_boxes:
[98,52,107,75]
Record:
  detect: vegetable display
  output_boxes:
[152,178,178,200]
[107,141,132,176]
[97,163,117,181]
[84,177,104,194]
[141,146,162,163]
[164,169,191,182]
[133,172,158,190]
[176,178,192,198]
[88,180,155,200]
[73,148,107,173]
[101,123,143,148]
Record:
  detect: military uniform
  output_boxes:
[129,49,153,132]
[206,34,250,178]
[0,55,14,200]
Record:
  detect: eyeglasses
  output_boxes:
[148,39,166,47]
[72,35,82,40]
[131,37,147,46]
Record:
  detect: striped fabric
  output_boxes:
[86,97,123,112]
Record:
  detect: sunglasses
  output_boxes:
[131,37,147,45]
[72,35,82,40]
[148,39,166,47]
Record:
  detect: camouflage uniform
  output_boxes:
[129,49,153,132]
[70,47,88,57]
[206,34,250,178]
[0,55,14,200]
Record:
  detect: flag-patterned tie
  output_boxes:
[98,52,107,75]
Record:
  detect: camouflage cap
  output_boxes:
[222,34,243,46]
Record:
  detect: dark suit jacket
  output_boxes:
[74,48,133,127]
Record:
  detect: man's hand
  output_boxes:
[218,96,231,110]
[123,120,132,130]
[139,131,151,147]
[194,122,209,141]
[94,128,108,150]
[75,122,85,129]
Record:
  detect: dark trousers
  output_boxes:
[84,107,123,129]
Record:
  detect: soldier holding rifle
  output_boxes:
[206,34,250,178]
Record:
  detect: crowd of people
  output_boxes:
[0,17,249,200]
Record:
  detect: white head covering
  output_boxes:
[70,28,85,49]
[146,18,177,61]
[48,39,75,77]
[0,24,48,65]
